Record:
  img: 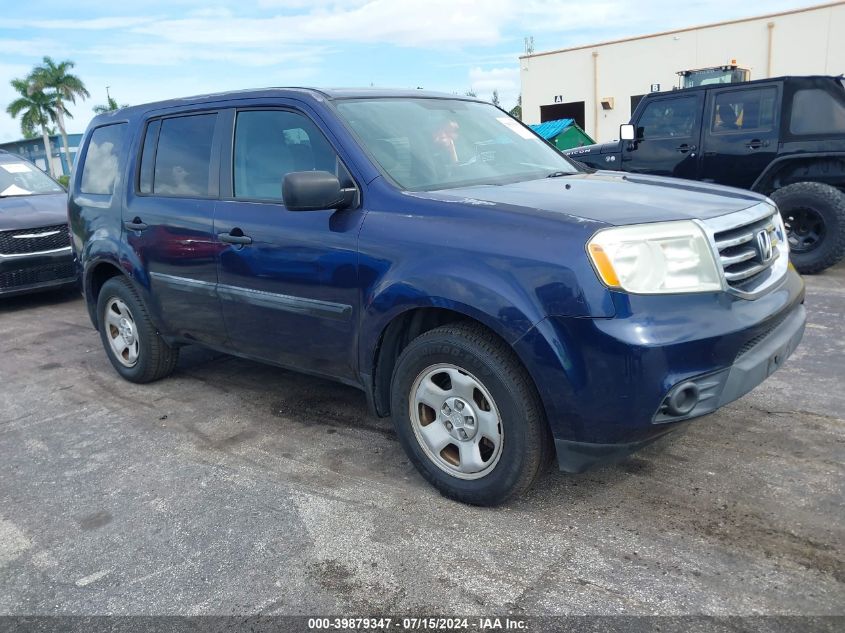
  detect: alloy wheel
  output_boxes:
[104,297,140,367]
[409,363,504,480]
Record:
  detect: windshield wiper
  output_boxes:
[546,171,574,178]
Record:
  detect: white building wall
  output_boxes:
[520,2,845,142]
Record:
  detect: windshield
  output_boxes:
[0,160,64,196]
[335,98,578,190]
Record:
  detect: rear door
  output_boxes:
[213,105,365,381]
[124,111,227,345]
[699,83,781,189]
[622,93,704,179]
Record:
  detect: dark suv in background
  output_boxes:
[0,150,76,297]
[70,89,805,505]
[567,76,845,273]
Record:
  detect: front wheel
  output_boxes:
[390,323,550,506]
[772,182,845,274]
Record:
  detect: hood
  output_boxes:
[420,171,767,226]
[0,193,68,231]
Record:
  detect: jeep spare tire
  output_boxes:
[772,182,845,274]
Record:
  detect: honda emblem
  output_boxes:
[756,230,773,262]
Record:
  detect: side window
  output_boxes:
[711,87,777,134]
[790,88,845,135]
[138,119,161,194]
[637,97,697,139]
[80,123,127,195]
[233,110,339,201]
[151,114,217,197]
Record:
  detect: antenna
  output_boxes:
[524,36,534,55]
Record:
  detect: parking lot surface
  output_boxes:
[0,269,843,616]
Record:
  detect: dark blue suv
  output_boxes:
[69,89,806,505]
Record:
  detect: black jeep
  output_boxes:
[566,75,845,273]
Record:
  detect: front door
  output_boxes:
[213,107,365,382]
[124,111,227,346]
[699,84,781,189]
[622,93,704,179]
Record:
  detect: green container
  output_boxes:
[529,119,595,151]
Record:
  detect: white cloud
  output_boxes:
[515,0,620,33]
[257,0,366,7]
[468,66,520,108]
[3,17,158,30]
[84,41,329,67]
[1,0,809,141]
[128,1,511,48]
[0,38,66,57]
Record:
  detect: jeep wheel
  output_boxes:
[390,322,549,506]
[97,276,179,383]
[772,182,845,274]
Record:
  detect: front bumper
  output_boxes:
[514,266,806,472]
[553,302,805,473]
[0,247,77,297]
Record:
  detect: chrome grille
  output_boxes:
[715,216,779,285]
[703,203,789,299]
[0,224,70,256]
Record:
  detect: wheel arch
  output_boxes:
[82,258,124,329]
[83,256,154,331]
[366,301,542,420]
[752,153,845,195]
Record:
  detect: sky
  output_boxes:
[0,0,814,143]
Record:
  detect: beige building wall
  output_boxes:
[520,2,845,142]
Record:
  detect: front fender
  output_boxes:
[565,142,622,170]
[358,272,543,376]
[355,189,616,384]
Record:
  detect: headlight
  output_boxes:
[587,220,722,294]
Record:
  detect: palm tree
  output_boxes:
[509,95,522,121]
[29,57,90,170]
[93,90,128,114]
[6,78,59,177]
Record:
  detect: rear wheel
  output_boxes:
[97,276,179,383]
[772,182,845,274]
[390,322,549,506]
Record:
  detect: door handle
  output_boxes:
[675,144,696,153]
[218,231,253,246]
[124,218,148,231]
[745,139,764,149]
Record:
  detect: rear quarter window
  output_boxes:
[790,88,845,135]
[80,123,127,195]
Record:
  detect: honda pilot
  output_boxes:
[69,89,806,505]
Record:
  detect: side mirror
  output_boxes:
[282,171,353,211]
[619,124,636,141]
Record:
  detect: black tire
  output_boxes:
[96,276,179,383]
[390,322,550,506]
[771,182,845,274]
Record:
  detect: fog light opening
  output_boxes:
[666,382,700,416]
